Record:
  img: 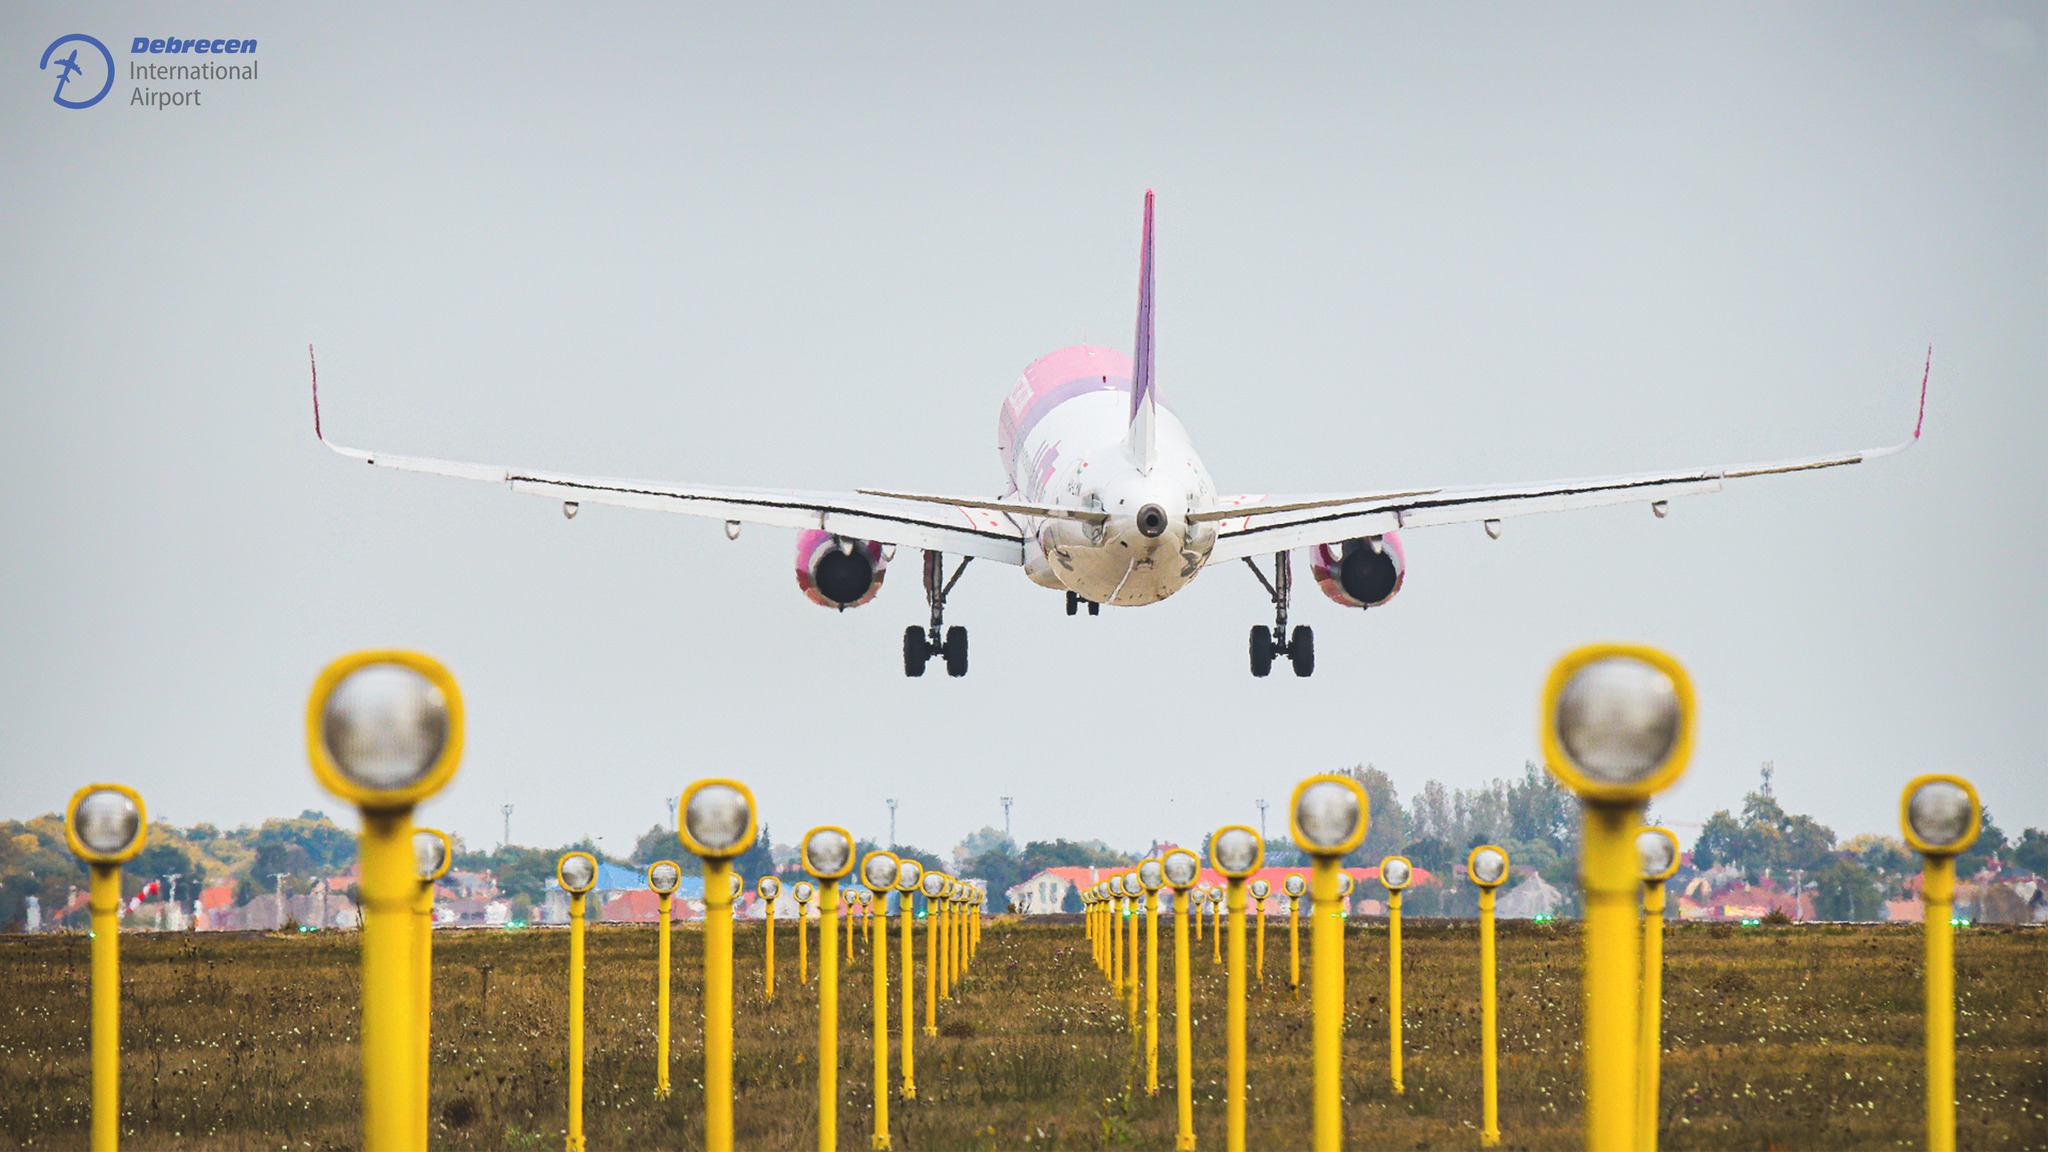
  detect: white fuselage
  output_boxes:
[1008,387,1218,607]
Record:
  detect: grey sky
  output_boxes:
[3,6,2042,860]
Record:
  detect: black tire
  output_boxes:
[1249,625,1274,677]
[942,625,969,677]
[903,626,929,677]
[1087,599,1100,616]
[1290,625,1315,677]
[1066,591,1078,616]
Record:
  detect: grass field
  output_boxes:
[1,917,2043,1150]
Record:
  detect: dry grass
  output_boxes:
[1,918,2043,1149]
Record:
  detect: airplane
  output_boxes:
[49,49,83,98]
[311,191,1928,679]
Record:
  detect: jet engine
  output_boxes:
[795,530,889,609]
[1310,532,1405,608]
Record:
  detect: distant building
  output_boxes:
[1496,871,1565,919]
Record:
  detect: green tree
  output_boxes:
[1693,810,1742,871]
[1337,765,1407,864]
[1813,856,1885,920]
[2010,828,2048,876]
[733,824,775,886]
[630,824,675,865]
[1956,809,2008,878]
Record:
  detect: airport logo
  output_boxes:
[35,32,262,112]
[40,34,115,109]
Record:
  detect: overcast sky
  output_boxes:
[3,6,2042,861]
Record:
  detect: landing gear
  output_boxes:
[907,550,972,678]
[1066,591,1102,617]
[1243,551,1314,677]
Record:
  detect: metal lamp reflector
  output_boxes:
[1294,781,1361,851]
[684,785,751,853]
[1554,657,1681,784]
[1908,781,1974,850]
[73,789,141,856]
[321,663,449,791]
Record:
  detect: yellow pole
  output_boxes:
[360,809,417,1152]
[1637,879,1666,1150]
[819,878,841,1152]
[1289,895,1302,998]
[845,898,855,964]
[1924,855,1957,1152]
[1126,895,1140,1031]
[940,899,954,1000]
[900,894,918,1099]
[704,860,737,1152]
[1111,894,1126,1000]
[871,892,891,1150]
[1255,896,1267,985]
[1196,895,1204,944]
[1480,886,1499,1147]
[415,878,435,1149]
[88,864,122,1152]
[924,897,940,1035]
[1225,877,1249,1152]
[1212,896,1223,965]
[657,894,673,1100]
[1580,804,1642,1152]
[1146,888,1162,1096]
[1388,892,1403,1094]
[1310,857,1342,1152]
[567,891,587,1152]
[766,899,777,1001]
[1173,888,1196,1152]
[954,896,966,988]
[799,895,810,985]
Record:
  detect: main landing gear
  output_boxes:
[1243,551,1314,678]
[904,550,972,678]
[1066,591,1101,616]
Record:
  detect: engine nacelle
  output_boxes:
[795,530,889,609]
[1311,533,1405,608]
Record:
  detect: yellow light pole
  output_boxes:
[1211,825,1265,1152]
[1540,644,1696,1152]
[1211,886,1224,965]
[1290,773,1371,1152]
[1633,827,1679,1150]
[1249,879,1270,986]
[844,886,858,964]
[648,861,683,1100]
[678,778,760,1152]
[1123,879,1139,1025]
[795,881,816,985]
[1468,845,1511,1147]
[952,881,969,990]
[1109,875,1128,1001]
[758,875,783,1000]
[64,784,148,1152]
[802,826,856,1152]
[411,827,452,1147]
[1161,848,1202,1151]
[1138,858,1165,1096]
[1378,856,1413,1094]
[921,872,947,1035]
[305,650,464,1152]
[1284,873,1306,998]
[1901,774,1982,1152]
[556,852,599,1152]
[859,852,901,1150]
[892,859,925,1100]
[940,881,957,997]
[1193,886,1205,946]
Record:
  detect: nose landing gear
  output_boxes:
[1065,591,1101,617]
[1243,551,1314,678]
[904,550,972,677]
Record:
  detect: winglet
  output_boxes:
[1126,190,1158,474]
[1912,344,1930,441]
[309,344,324,441]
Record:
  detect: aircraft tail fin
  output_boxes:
[1126,190,1158,475]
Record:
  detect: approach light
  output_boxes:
[1284,874,1307,899]
[728,872,743,900]
[1635,826,1681,1150]
[65,782,149,1152]
[757,874,781,901]
[921,871,946,899]
[650,861,683,896]
[1470,844,1510,1146]
[309,654,462,806]
[1542,647,1694,802]
[1210,825,1264,1150]
[1250,878,1270,900]
[893,859,923,1101]
[895,859,923,892]
[414,828,451,883]
[67,786,146,864]
[801,827,854,880]
[1635,828,1679,883]
[559,852,597,895]
[1290,775,1368,856]
[680,780,757,860]
[795,880,815,903]
[1900,773,1982,1152]
[1164,849,1200,890]
[559,851,598,1151]
[1141,859,1164,891]
[1469,846,1510,889]
[1902,776,1980,856]
[1380,857,1412,891]
[1337,871,1355,898]
[1162,846,1203,1150]
[801,826,855,1152]
[1211,825,1264,878]
[650,859,684,1099]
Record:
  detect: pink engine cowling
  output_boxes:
[1310,533,1405,609]
[795,529,889,609]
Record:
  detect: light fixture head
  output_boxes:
[793,880,815,903]
[413,827,453,883]
[1283,873,1307,898]
[677,779,758,860]
[1335,871,1354,898]
[557,851,597,895]
[1210,824,1264,878]
[1541,645,1695,803]
[756,874,782,900]
[306,651,464,809]
[1468,845,1510,889]
[648,860,682,895]
[861,850,901,893]
[895,858,924,892]
[921,871,947,898]
[1378,856,1412,891]
[1635,827,1680,882]
[1289,775,1369,856]
[1249,878,1270,900]
[1163,849,1200,890]
[65,784,147,864]
[1901,774,1981,856]
[800,826,854,880]
[1139,858,1164,891]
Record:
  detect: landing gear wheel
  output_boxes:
[1087,599,1100,616]
[1249,625,1275,677]
[903,626,930,677]
[942,626,969,678]
[1066,591,1079,616]
[1289,625,1315,677]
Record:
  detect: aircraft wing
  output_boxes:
[1205,351,1929,564]
[310,351,1027,564]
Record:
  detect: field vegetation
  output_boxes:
[1,918,2042,1149]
